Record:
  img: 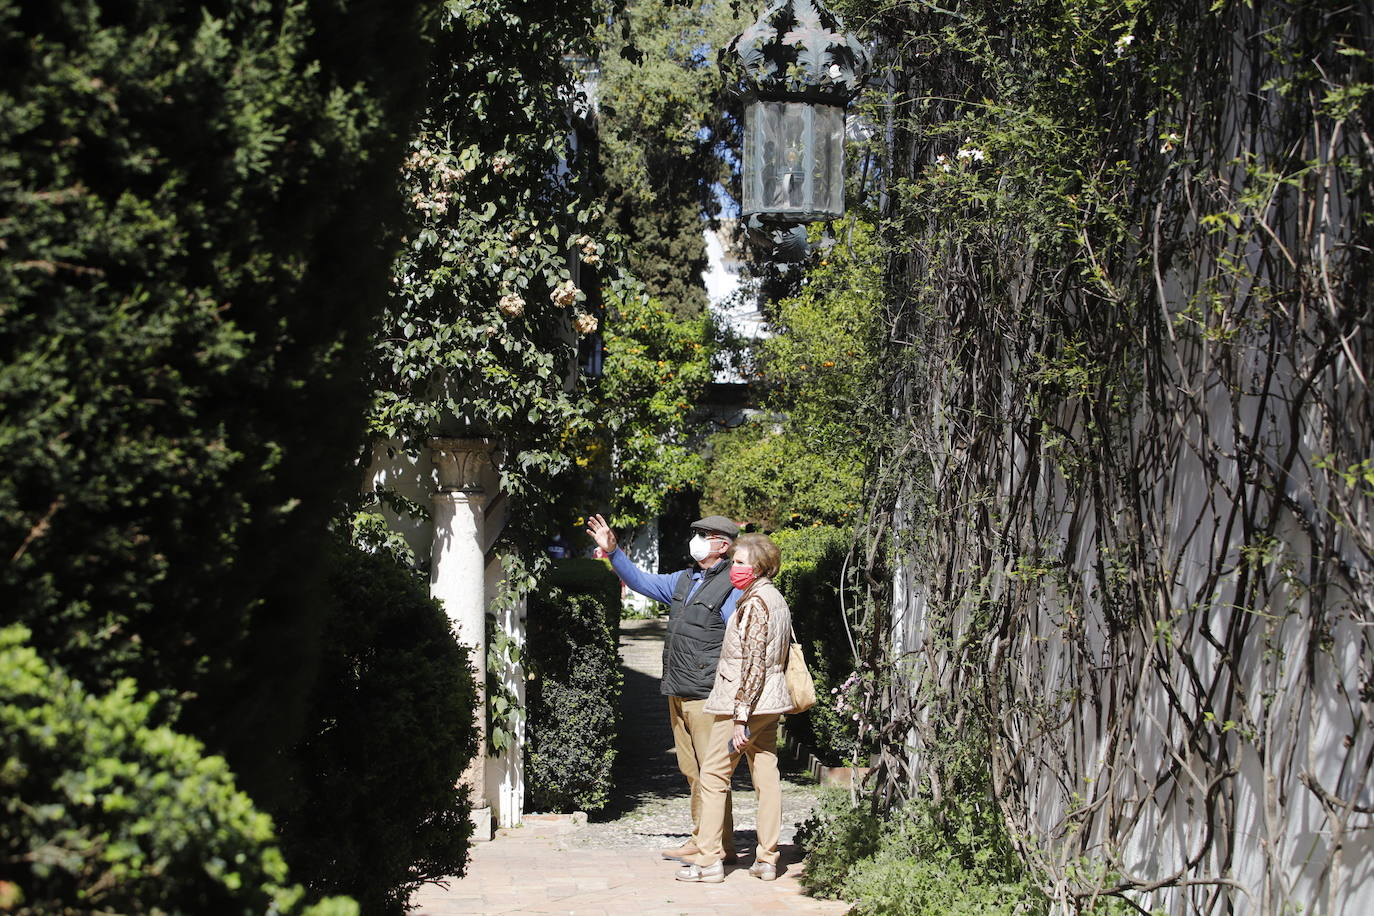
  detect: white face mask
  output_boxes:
[688,533,713,562]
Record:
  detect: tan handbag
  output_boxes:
[784,626,817,713]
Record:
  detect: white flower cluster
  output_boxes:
[411,190,451,215]
[404,149,469,186]
[575,234,602,267]
[404,148,469,215]
[498,292,525,318]
[934,143,988,173]
[550,279,578,308]
[573,312,599,334]
[404,149,439,172]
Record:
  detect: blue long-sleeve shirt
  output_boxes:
[609,547,740,623]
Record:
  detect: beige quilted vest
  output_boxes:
[703,578,794,717]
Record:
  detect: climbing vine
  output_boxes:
[370,0,611,495]
[835,0,1373,913]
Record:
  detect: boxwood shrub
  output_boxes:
[524,567,622,813]
[0,625,355,916]
[276,539,479,915]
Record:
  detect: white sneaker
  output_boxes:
[675,861,725,883]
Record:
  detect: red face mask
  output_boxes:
[729,564,756,590]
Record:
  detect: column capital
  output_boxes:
[428,437,496,493]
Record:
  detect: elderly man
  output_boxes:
[586,513,741,863]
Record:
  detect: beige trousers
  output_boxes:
[691,712,782,866]
[668,696,734,856]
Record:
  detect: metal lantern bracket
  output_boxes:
[724,0,868,106]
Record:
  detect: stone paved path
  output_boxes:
[411,617,851,915]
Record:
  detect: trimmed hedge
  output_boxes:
[524,580,622,813]
[0,625,356,916]
[547,558,621,630]
[277,539,479,915]
[703,422,866,531]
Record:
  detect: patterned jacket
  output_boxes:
[703,577,793,718]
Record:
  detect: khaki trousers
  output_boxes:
[691,712,782,866]
[668,696,734,856]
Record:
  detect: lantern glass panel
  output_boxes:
[742,100,845,222]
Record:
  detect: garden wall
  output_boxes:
[856,1,1374,912]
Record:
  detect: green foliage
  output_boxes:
[0,0,434,804]
[703,422,865,530]
[594,0,744,202]
[702,218,881,531]
[757,220,885,457]
[364,0,628,627]
[797,790,1046,916]
[486,628,524,757]
[0,625,356,916]
[491,559,618,758]
[277,540,478,916]
[793,789,883,896]
[524,588,623,813]
[547,558,622,626]
[371,0,608,485]
[772,526,871,765]
[594,0,750,317]
[773,524,852,589]
[595,290,715,527]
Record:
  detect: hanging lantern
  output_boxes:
[724,0,867,226]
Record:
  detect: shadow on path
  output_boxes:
[595,662,686,820]
[591,617,681,822]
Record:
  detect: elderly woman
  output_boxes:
[675,533,793,883]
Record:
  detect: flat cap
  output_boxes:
[691,515,740,539]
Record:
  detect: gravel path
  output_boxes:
[567,617,824,853]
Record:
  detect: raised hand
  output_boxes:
[585,513,618,554]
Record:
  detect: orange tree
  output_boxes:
[702,219,882,531]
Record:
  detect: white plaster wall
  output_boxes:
[622,521,660,616]
[889,329,1373,916]
[364,440,434,564]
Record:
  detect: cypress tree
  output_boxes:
[0,0,434,805]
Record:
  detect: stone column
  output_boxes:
[429,436,495,841]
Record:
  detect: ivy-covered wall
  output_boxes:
[843,0,1373,913]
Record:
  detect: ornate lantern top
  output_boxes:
[723,0,867,104]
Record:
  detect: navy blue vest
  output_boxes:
[660,560,733,699]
